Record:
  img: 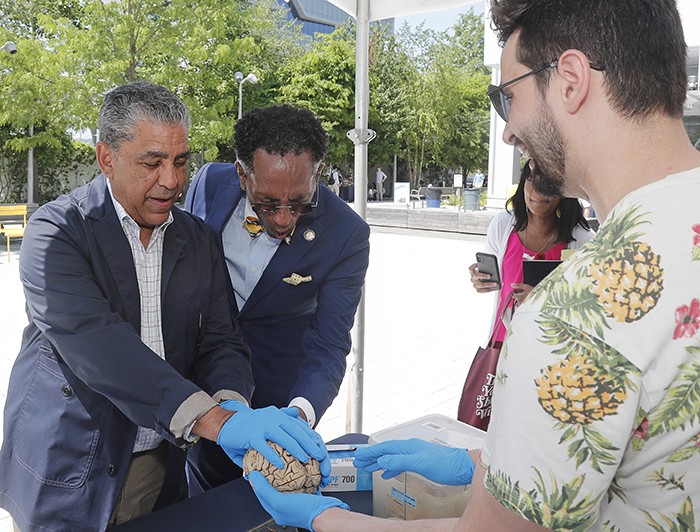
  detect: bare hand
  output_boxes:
[469,263,499,293]
[511,283,534,306]
[293,406,308,423]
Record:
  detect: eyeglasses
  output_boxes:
[249,180,320,217]
[488,60,605,122]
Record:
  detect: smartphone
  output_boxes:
[476,252,502,289]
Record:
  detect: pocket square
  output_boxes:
[282,273,312,286]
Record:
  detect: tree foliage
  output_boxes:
[0,2,490,201]
[369,13,490,186]
[278,23,356,167]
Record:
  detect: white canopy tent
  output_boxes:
[325,0,483,432]
[327,0,478,22]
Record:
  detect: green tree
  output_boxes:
[433,12,491,176]
[367,24,418,175]
[368,13,490,187]
[0,0,305,201]
[278,23,356,168]
[0,3,85,202]
[0,2,491,201]
[39,0,302,161]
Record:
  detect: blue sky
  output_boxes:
[395,4,485,33]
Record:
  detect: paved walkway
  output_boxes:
[0,225,491,530]
[364,198,497,236]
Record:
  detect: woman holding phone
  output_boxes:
[469,160,594,343]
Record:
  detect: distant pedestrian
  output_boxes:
[472,170,485,189]
[340,173,354,202]
[368,183,377,201]
[376,166,387,201]
[329,165,341,196]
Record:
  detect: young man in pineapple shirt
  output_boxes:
[238,1,700,530]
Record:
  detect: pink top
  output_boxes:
[492,231,566,342]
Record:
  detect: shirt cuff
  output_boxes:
[288,397,316,427]
[212,389,249,406]
[172,389,249,441]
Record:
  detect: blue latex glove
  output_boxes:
[277,407,332,488]
[249,470,348,531]
[353,438,474,486]
[216,401,330,485]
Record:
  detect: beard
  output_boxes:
[522,100,568,198]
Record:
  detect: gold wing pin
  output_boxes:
[282,273,313,286]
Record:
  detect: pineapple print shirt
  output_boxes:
[481,168,700,531]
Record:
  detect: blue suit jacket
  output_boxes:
[185,162,370,418]
[0,174,254,531]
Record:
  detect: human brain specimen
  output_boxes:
[243,442,322,494]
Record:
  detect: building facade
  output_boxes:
[277,0,352,37]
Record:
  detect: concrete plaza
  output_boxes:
[0,223,492,530]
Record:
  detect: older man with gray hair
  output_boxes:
[0,81,328,531]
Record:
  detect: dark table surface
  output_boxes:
[114,434,372,532]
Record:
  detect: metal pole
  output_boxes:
[238,81,243,120]
[347,0,372,434]
[27,123,34,204]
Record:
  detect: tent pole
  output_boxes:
[347,0,373,434]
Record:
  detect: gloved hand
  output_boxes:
[278,407,332,488]
[216,401,331,485]
[353,438,474,486]
[249,470,348,531]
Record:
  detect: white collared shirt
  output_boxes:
[107,181,172,452]
[222,196,282,310]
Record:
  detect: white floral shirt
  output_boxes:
[481,168,700,531]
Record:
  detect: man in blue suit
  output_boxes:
[185,104,370,490]
[0,83,328,531]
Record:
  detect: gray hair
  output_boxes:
[98,81,191,151]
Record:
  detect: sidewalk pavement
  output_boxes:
[364,198,497,236]
[0,226,491,530]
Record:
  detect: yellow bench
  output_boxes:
[0,204,28,261]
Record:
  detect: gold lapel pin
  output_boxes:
[282,273,313,286]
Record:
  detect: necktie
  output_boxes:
[243,216,265,239]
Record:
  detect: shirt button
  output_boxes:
[250,268,257,273]
[61,385,73,397]
[108,464,117,477]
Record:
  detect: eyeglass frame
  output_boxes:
[237,159,321,217]
[488,59,605,122]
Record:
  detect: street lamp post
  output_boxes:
[234,71,258,119]
[0,42,31,204]
[1,41,17,55]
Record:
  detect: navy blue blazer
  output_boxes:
[0,174,254,531]
[185,162,370,419]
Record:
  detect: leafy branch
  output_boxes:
[648,468,686,491]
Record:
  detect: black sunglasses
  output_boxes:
[488,60,605,122]
[249,180,320,217]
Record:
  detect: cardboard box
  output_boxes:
[369,415,486,520]
[323,445,372,492]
